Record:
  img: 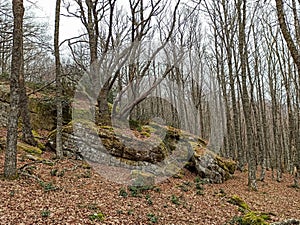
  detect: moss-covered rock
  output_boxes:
[47,119,236,183]
[0,83,72,130]
[17,142,43,155]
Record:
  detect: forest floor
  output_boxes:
[0,127,299,225]
[0,149,299,225]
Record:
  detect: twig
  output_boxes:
[27,80,56,96]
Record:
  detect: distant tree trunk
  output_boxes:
[4,0,24,179]
[237,0,257,191]
[54,0,63,159]
[275,0,300,188]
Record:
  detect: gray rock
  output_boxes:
[271,219,300,225]
[47,120,236,183]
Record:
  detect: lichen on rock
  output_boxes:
[47,119,236,183]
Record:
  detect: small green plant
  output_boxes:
[220,188,226,195]
[288,184,300,189]
[50,169,65,177]
[195,182,203,190]
[116,210,123,215]
[128,185,153,197]
[50,169,58,176]
[145,194,153,205]
[128,186,139,197]
[9,190,15,197]
[129,119,143,132]
[41,210,51,218]
[194,176,201,183]
[178,181,192,192]
[119,188,128,197]
[225,216,243,225]
[170,194,180,205]
[89,212,105,221]
[196,189,204,195]
[194,176,205,195]
[194,176,208,185]
[147,213,158,224]
[127,209,134,215]
[153,186,161,192]
[39,181,58,192]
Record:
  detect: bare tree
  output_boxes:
[55,0,63,159]
[4,0,23,179]
[275,0,300,187]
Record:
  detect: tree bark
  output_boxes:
[275,0,300,188]
[54,0,63,159]
[237,0,257,191]
[4,0,24,179]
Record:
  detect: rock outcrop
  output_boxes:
[0,83,71,130]
[47,120,236,183]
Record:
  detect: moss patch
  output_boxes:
[228,195,250,210]
[216,156,237,175]
[17,142,42,155]
[241,211,269,225]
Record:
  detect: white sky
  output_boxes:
[26,0,83,43]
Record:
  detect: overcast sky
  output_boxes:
[27,0,83,43]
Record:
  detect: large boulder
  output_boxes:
[47,120,236,183]
[191,143,236,183]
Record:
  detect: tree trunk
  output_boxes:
[275,0,300,188]
[54,0,63,159]
[17,0,36,146]
[4,0,24,179]
[237,0,257,191]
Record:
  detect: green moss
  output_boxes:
[129,119,143,132]
[17,142,42,155]
[100,125,114,131]
[166,126,181,140]
[29,97,57,130]
[216,156,236,176]
[32,130,41,139]
[119,188,128,197]
[36,140,46,151]
[241,211,269,225]
[170,194,180,205]
[225,159,237,174]
[140,131,151,137]
[172,169,185,179]
[89,212,105,221]
[228,195,250,210]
